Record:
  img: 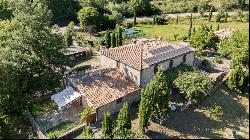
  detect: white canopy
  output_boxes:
[51,86,82,110]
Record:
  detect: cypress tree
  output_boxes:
[217,23,220,30]
[188,13,193,39]
[210,24,213,31]
[117,102,131,131]
[111,32,116,48]
[225,12,228,22]
[208,7,213,21]
[133,12,137,26]
[105,32,111,48]
[176,15,179,23]
[117,26,123,46]
[82,125,94,139]
[153,15,156,24]
[102,112,113,139]
[116,33,118,47]
[65,21,74,47]
[139,65,169,134]
[139,84,152,134]
[190,13,193,28]
[151,66,169,116]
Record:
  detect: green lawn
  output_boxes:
[135,16,249,41]
[131,84,249,139]
[31,99,58,117]
[46,121,78,138]
[72,56,97,69]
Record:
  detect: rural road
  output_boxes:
[124,11,247,22]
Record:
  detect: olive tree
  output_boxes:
[174,71,213,104]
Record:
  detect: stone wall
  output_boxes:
[101,55,141,86]
[27,110,48,139]
[96,90,140,121]
[101,52,195,88]
[101,55,117,68]
[118,62,141,86]
[34,101,82,133]
[186,52,195,66]
[194,56,203,68]
[140,52,194,87]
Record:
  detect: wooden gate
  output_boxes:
[86,113,96,125]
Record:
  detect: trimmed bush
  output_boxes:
[73,65,91,72]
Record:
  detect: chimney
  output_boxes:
[100,45,106,53]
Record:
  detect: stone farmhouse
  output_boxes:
[214,28,234,40]
[101,38,196,87]
[53,38,196,123]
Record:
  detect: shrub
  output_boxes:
[208,104,223,120]
[218,30,249,67]
[200,59,214,72]
[190,25,220,51]
[73,65,91,72]
[123,22,133,28]
[154,16,168,25]
[227,65,249,94]
[213,57,223,64]
[77,7,100,28]
[174,71,213,104]
[81,125,94,139]
[102,112,113,139]
[244,12,249,22]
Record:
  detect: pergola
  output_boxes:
[51,86,82,110]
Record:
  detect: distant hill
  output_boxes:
[152,0,249,14]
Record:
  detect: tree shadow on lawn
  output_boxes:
[151,84,248,139]
[68,56,95,68]
[146,130,180,139]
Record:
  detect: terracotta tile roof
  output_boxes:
[214,29,234,40]
[101,39,196,70]
[67,68,140,109]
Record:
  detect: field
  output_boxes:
[131,84,249,139]
[135,16,249,41]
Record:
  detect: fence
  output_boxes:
[194,56,203,68]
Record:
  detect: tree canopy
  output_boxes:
[227,65,249,94]
[174,71,213,104]
[190,24,220,51]
[77,6,100,28]
[47,0,81,25]
[0,0,13,20]
[218,30,249,67]
[0,0,67,118]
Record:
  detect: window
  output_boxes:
[183,55,187,63]
[116,97,122,104]
[154,64,159,74]
[169,60,173,68]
